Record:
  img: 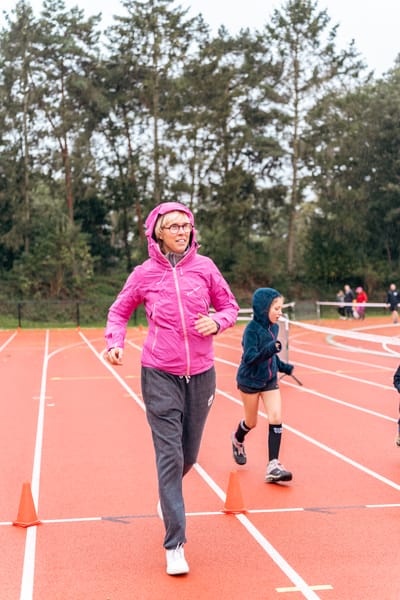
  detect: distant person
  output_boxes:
[336,290,346,319]
[104,201,239,575]
[392,365,400,446]
[343,284,355,319]
[355,286,368,320]
[386,283,399,324]
[231,287,294,483]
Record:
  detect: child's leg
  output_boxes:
[234,391,260,440]
[261,389,292,482]
[231,392,260,464]
[234,419,251,443]
[261,389,282,461]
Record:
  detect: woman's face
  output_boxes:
[157,211,192,254]
[268,297,283,324]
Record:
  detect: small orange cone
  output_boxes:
[222,470,246,514]
[13,482,41,528]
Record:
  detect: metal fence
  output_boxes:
[0,300,145,328]
[0,300,297,328]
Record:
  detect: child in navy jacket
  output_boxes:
[231,288,294,482]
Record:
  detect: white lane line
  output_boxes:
[287,345,396,373]
[215,356,397,423]
[277,585,333,593]
[193,462,321,600]
[3,501,399,528]
[0,330,18,352]
[217,385,400,492]
[289,320,400,347]
[79,332,145,410]
[293,359,394,390]
[283,378,396,423]
[80,332,322,600]
[216,353,395,392]
[19,329,49,600]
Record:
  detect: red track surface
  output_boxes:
[1,318,400,599]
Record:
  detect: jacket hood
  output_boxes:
[252,287,281,327]
[145,202,197,257]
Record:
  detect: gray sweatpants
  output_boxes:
[141,366,216,549]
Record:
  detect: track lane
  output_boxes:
[2,319,400,599]
[0,330,49,600]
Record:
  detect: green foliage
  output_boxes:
[304,71,400,293]
[11,190,93,298]
[0,0,399,305]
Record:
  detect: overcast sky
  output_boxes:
[1,0,399,76]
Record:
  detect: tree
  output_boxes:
[107,0,205,200]
[167,27,286,281]
[96,0,208,271]
[264,0,365,283]
[33,0,101,223]
[304,69,400,292]
[13,184,93,298]
[0,0,38,258]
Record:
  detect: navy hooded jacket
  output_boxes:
[236,288,293,390]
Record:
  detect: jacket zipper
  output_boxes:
[172,267,191,376]
[151,303,158,353]
[267,325,276,381]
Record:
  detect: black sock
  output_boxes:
[235,420,251,443]
[268,423,282,461]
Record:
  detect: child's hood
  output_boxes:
[252,287,281,327]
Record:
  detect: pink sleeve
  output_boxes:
[105,270,142,350]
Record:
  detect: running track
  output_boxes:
[1,318,400,599]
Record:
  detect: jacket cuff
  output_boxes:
[213,321,221,335]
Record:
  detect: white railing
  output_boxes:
[237,302,296,321]
[315,301,394,319]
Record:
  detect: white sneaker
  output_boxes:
[265,458,292,483]
[166,544,189,575]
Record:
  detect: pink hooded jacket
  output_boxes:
[105,202,239,376]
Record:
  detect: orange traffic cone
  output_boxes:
[13,482,41,528]
[222,470,246,514]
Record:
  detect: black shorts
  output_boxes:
[237,377,279,394]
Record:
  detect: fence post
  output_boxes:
[76,302,80,328]
[17,302,22,328]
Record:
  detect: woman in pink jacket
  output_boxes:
[105,202,239,576]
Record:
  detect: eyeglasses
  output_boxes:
[162,223,193,234]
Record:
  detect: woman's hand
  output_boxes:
[103,347,123,365]
[195,313,219,336]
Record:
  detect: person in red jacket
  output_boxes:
[355,286,368,320]
[104,202,239,576]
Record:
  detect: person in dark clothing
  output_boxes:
[386,283,399,324]
[231,288,294,483]
[336,290,346,319]
[343,284,355,319]
[392,365,400,446]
